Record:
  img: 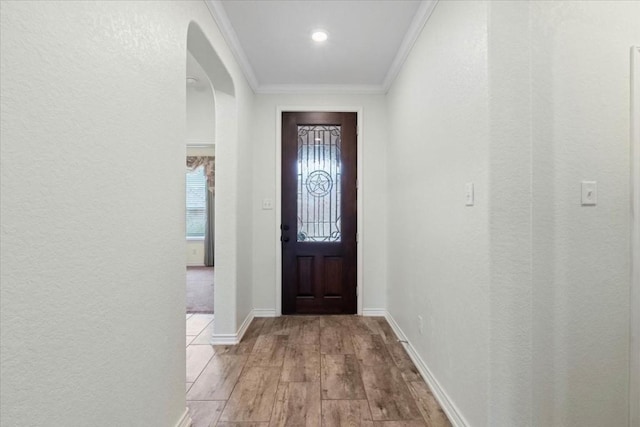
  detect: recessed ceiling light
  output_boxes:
[311,30,328,43]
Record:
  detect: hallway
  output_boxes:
[185,315,452,426]
[2,1,639,425]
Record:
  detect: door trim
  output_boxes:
[630,45,640,427]
[275,106,363,316]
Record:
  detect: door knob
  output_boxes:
[281,236,290,242]
[280,224,290,231]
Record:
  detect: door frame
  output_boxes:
[275,106,363,316]
[630,45,640,427]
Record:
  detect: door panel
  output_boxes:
[282,112,357,314]
[297,257,314,296]
[324,258,343,296]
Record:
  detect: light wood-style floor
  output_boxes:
[185,314,452,427]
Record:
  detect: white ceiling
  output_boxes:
[205,0,438,94]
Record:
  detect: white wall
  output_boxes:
[235,91,256,328]
[486,2,533,424]
[386,1,640,426]
[529,2,640,426]
[187,239,206,266]
[0,1,253,426]
[386,1,491,425]
[186,52,216,144]
[251,93,389,313]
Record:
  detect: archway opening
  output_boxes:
[184,21,238,397]
[185,50,215,316]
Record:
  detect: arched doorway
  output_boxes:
[184,22,238,401]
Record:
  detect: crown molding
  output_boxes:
[382,0,439,92]
[205,0,438,95]
[255,84,385,95]
[205,0,259,91]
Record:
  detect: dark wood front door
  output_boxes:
[281,112,357,314]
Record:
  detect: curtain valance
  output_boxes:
[186,156,215,193]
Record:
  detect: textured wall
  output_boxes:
[386,1,639,426]
[386,2,491,425]
[486,2,533,425]
[530,2,640,425]
[251,93,389,313]
[0,1,253,425]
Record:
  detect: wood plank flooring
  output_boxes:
[186,315,452,427]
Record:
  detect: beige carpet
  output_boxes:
[186,267,214,314]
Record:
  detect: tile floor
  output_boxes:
[185,314,452,427]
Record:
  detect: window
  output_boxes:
[186,166,207,238]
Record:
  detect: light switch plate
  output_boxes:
[465,182,474,206]
[581,181,597,206]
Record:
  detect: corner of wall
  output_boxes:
[174,409,192,427]
[211,308,255,345]
[384,311,470,427]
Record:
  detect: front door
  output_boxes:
[281,112,357,314]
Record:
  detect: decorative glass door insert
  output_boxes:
[297,125,341,242]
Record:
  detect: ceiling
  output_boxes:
[205,0,438,94]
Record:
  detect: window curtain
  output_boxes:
[186,156,215,266]
[204,186,214,266]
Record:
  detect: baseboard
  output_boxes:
[175,408,192,427]
[362,308,386,316]
[210,333,237,345]
[253,308,277,317]
[236,310,254,341]
[210,310,255,345]
[384,311,469,427]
